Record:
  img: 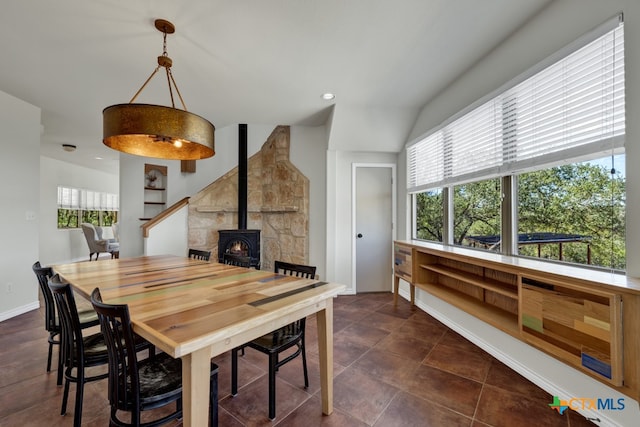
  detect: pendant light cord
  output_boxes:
[127,25,188,111]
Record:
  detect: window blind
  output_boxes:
[408,16,624,193]
[408,131,444,189]
[57,186,81,210]
[57,186,119,211]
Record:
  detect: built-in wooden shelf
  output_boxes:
[415,280,519,336]
[421,263,518,299]
[393,240,640,401]
[143,163,167,219]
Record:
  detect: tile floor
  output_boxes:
[0,292,596,426]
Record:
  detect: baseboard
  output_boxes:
[397,287,638,427]
[0,301,39,322]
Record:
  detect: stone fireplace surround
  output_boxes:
[188,126,310,272]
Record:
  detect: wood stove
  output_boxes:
[218,229,260,268]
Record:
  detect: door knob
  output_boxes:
[357,233,363,238]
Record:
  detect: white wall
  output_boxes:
[328,103,416,152]
[39,157,118,265]
[398,1,640,424]
[291,126,328,279]
[144,205,188,257]
[0,90,41,320]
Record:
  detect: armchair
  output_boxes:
[80,223,119,261]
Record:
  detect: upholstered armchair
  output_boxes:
[80,223,119,261]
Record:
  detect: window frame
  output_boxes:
[57,186,119,229]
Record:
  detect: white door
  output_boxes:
[354,165,394,293]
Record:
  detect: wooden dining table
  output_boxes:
[53,254,345,426]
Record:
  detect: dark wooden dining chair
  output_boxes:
[48,275,152,427]
[231,260,316,420]
[222,253,252,268]
[32,261,99,385]
[48,274,111,427]
[90,288,219,427]
[188,248,211,261]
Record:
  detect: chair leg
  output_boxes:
[231,348,239,396]
[73,372,85,427]
[46,341,53,372]
[268,353,277,420]
[56,344,64,386]
[61,378,70,415]
[301,340,309,389]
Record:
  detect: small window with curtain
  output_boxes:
[408,15,625,270]
[57,186,119,229]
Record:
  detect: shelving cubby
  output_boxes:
[141,164,167,221]
[412,247,519,335]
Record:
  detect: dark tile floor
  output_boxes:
[0,292,596,426]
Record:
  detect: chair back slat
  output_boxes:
[223,253,252,268]
[271,317,306,344]
[48,275,85,369]
[33,261,58,333]
[274,261,316,279]
[188,248,211,261]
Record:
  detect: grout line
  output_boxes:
[472,382,487,425]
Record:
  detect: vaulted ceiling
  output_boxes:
[1,0,551,173]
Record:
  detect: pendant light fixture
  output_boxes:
[103,19,215,160]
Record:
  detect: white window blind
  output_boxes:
[57,186,81,210]
[408,131,444,189]
[57,186,119,211]
[408,16,624,193]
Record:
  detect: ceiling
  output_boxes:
[1,0,551,174]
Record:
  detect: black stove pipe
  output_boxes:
[238,123,248,230]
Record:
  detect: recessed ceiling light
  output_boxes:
[62,144,76,152]
[321,93,335,101]
[95,157,103,160]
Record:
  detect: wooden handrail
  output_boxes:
[141,197,190,238]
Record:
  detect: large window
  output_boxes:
[408,16,625,270]
[57,186,119,229]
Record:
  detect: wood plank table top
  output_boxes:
[53,255,345,426]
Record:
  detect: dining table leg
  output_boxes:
[316,298,334,415]
[182,347,212,426]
